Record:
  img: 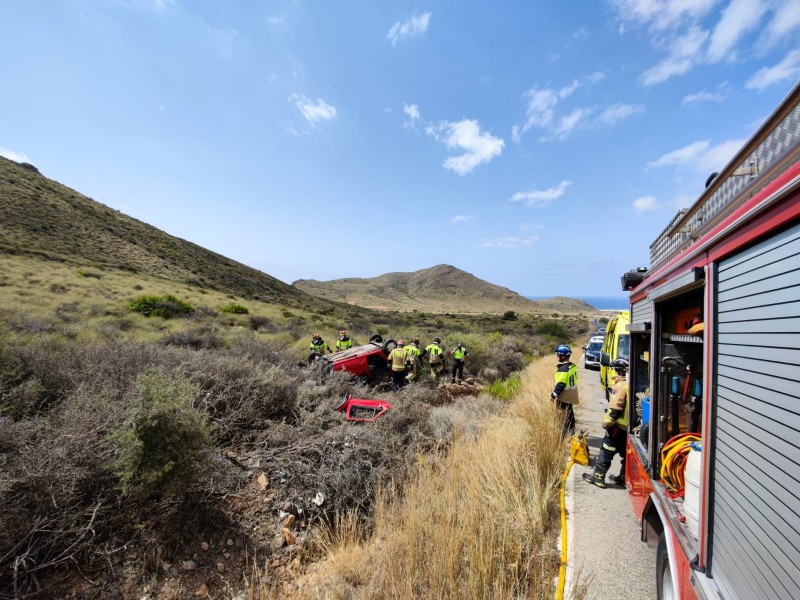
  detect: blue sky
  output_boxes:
[2,1,799,298]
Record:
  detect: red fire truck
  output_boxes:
[610,82,800,600]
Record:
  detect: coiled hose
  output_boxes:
[660,432,701,494]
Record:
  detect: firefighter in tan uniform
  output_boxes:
[583,358,629,488]
[387,340,409,391]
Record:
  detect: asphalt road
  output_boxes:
[564,353,657,600]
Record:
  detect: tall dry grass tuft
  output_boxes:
[298,356,567,599]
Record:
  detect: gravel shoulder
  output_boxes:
[565,354,657,600]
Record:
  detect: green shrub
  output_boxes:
[534,320,569,339]
[129,294,194,318]
[220,303,249,314]
[110,368,213,498]
[487,373,522,401]
[502,311,517,321]
[76,268,102,279]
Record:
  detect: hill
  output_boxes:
[293,264,594,314]
[0,156,320,310]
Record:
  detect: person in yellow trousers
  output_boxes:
[425,337,445,378]
[405,337,422,381]
[583,358,629,488]
[387,340,409,391]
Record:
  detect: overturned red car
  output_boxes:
[310,335,397,383]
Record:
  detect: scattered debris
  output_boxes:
[335,393,392,422]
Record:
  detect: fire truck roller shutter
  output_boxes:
[711,220,800,600]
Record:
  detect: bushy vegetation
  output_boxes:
[111,368,214,498]
[129,293,195,318]
[220,303,249,314]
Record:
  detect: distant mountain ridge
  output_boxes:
[0,156,321,309]
[293,265,594,314]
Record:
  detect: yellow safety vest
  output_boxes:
[310,339,329,353]
[388,347,408,371]
[425,343,442,356]
[336,337,352,351]
[453,347,466,360]
[406,344,421,357]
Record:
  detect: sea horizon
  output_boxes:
[526,296,628,311]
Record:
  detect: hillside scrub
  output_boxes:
[293,356,567,600]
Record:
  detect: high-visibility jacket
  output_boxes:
[604,375,628,428]
[426,343,443,364]
[453,346,467,361]
[310,338,330,354]
[387,347,408,372]
[553,361,579,404]
[406,344,421,358]
[336,336,352,351]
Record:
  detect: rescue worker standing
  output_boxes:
[387,339,409,391]
[550,344,578,436]
[583,358,629,488]
[451,343,468,384]
[405,337,422,381]
[309,333,332,355]
[425,337,445,378]
[335,330,352,352]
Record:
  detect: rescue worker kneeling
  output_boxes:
[583,358,629,489]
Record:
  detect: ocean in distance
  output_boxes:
[526,296,629,311]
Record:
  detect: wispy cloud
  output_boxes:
[476,235,540,249]
[510,180,572,207]
[682,85,728,106]
[426,118,504,175]
[513,75,634,142]
[707,0,768,63]
[0,146,31,163]
[386,12,431,46]
[289,94,337,125]
[266,16,285,26]
[613,0,800,85]
[450,215,473,224]
[633,196,660,213]
[746,49,800,90]
[646,138,746,173]
[597,103,644,125]
[118,0,174,11]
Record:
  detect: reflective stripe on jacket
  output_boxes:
[553,362,578,395]
[336,337,352,351]
[406,344,421,357]
[453,347,466,360]
[425,343,442,356]
[606,376,629,428]
[310,339,330,353]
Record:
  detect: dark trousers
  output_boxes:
[595,427,627,476]
[391,369,406,391]
[556,400,575,436]
[451,359,464,382]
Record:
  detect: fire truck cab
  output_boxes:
[621,83,800,600]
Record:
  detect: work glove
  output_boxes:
[602,415,616,430]
[550,392,557,401]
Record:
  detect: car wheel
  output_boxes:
[308,351,323,365]
[382,339,397,355]
[369,334,383,344]
[656,533,675,600]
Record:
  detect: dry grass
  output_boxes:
[292,356,567,600]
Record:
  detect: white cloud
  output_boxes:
[633,196,660,213]
[510,180,572,207]
[640,25,708,85]
[761,0,800,43]
[548,107,593,140]
[645,138,745,173]
[450,215,473,224]
[266,16,285,25]
[427,119,504,175]
[476,235,540,249]
[403,103,420,126]
[598,103,644,125]
[746,49,800,90]
[707,0,768,63]
[646,140,710,169]
[611,0,717,31]
[289,94,337,125]
[682,87,727,105]
[0,146,31,163]
[386,12,431,46]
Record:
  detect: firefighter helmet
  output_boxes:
[555,344,572,357]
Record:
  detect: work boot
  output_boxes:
[582,472,606,488]
[609,474,625,486]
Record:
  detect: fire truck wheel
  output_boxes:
[656,533,675,600]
